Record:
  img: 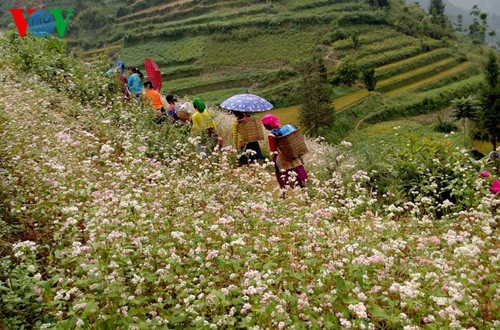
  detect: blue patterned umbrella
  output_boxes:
[220,94,273,112]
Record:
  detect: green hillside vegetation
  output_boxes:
[0,0,494,144]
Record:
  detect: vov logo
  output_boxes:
[10,8,74,38]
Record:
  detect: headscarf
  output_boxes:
[193,97,206,113]
[261,114,280,129]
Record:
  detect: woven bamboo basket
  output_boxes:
[276,128,308,161]
[237,117,264,144]
[176,110,190,121]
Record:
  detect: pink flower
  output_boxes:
[480,171,490,177]
[424,236,440,244]
[489,179,500,194]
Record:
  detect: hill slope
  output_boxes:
[1,32,499,329]
[0,0,492,143]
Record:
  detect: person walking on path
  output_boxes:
[192,97,222,154]
[232,111,264,166]
[143,80,166,123]
[261,114,307,190]
[127,67,143,99]
[166,94,180,124]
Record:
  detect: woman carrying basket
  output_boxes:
[192,97,223,154]
[261,114,307,190]
[232,111,264,166]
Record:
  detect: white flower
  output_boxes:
[100,143,115,155]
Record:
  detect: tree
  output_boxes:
[362,66,377,91]
[299,57,335,135]
[451,96,481,146]
[481,88,500,151]
[333,58,359,86]
[485,51,499,88]
[468,5,488,44]
[455,14,463,32]
[480,52,500,151]
[429,0,446,27]
[352,34,360,50]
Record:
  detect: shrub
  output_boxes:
[332,58,360,86]
[5,32,118,107]
[433,116,458,133]
[370,135,485,216]
[330,28,349,42]
[362,66,377,91]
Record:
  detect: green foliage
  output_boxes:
[0,256,45,328]
[370,135,485,216]
[4,32,118,107]
[330,28,349,42]
[480,86,500,150]
[338,11,388,26]
[120,36,206,68]
[203,27,328,68]
[451,95,481,146]
[299,57,335,135]
[428,0,447,27]
[76,8,111,32]
[367,0,388,8]
[412,67,482,94]
[451,96,480,122]
[362,75,485,126]
[362,66,377,91]
[376,49,452,80]
[333,58,360,86]
[468,5,488,45]
[433,116,457,133]
[325,92,386,143]
[477,52,500,150]
[484,51,499,89]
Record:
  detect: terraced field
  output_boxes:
[252,47,481,136]
[55,0,486,139]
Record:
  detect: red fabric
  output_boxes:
[144,58,162,92]
[268,135,277,152]
[490,179,500,194]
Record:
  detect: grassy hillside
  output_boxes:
[0,0,493,143]
[1,31,499,330]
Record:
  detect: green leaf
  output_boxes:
[342,297,358,304]
[82,301,99,317]
[169,313,186,324]
[354,268,364,288]
[335,275,347,298]
[370,303,390,320]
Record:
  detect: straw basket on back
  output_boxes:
[237,117,264,145]
[276,128,308,161]
[176,110,190,122]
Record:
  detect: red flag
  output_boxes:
[144,58,162,92]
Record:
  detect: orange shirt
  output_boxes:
[144,89,163,110]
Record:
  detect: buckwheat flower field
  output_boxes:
[0,34,498,329]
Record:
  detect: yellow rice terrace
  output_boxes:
[0,29,499,330]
